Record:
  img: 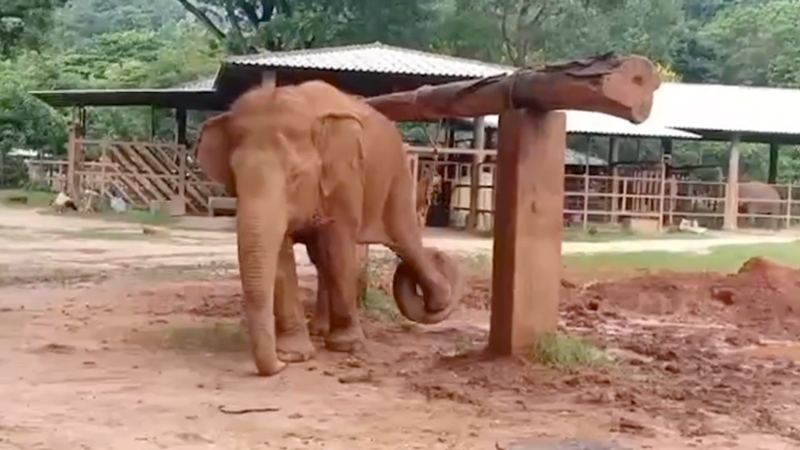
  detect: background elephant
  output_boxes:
[739,181,782,229]
[195,81,463,376]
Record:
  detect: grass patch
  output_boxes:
[563,241,800,273]
[97,208,176,226]
[360,286,401,322]
[162,322,249,353]
[562,226,707,242]
[0,189,54,208]
[530,332,609,368]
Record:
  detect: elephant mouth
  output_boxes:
[392,248,463,324]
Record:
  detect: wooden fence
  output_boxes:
[29,139,227,215]
[23,141,800,231]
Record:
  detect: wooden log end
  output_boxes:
[600,54,661,123]
[526,53,661,124]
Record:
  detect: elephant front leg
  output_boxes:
[318,227,365,353]
[274,236,315,362]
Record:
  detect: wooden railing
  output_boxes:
[25,141,800,230]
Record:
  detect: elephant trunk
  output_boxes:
[235,162,288,376]
[391,248,463,324]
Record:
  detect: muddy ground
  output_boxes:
[2,206,800,450]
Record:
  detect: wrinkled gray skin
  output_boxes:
[738,181,782,229]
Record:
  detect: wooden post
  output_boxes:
[468,116,485,230]
[66,121,79,198]
[175,108,188,146]
[768,142,779,184]
[582,147,590,230]
[786,185,793,229]
[723,134,741,230]
[657,159,666,232]
[609,137,620,223]
[262,70,277,88]
[487,110,565,356]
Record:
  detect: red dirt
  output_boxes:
[32,256,800,445]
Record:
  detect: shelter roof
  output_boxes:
[565,148,606,166]
[28,88,222,109]
[649,83,800,142]
[457,110,701,140]
[226,42,513,78]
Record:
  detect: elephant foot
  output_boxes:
[254,357,288,377]
[307,315,330,337]
[325,325,366,353]
[277,329,316,362]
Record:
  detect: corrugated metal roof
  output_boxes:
[227,42,513,78]
[649,82,800,135]
[173,77,216,91]
[565,148,606,166]
[469,110,701,139]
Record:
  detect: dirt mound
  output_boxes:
[572,257,800,337]
[710,257,800,334]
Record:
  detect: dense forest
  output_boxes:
[2,0,800,185]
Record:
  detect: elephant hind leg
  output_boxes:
[274,236,315,362]
[306,238,330,337]
[316,225,365,353]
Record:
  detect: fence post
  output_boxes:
[658,160,666,232]
[786,185,793,229]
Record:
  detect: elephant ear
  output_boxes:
[195,113,236,194]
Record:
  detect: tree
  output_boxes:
[701,0,800,87]
[0,0,67,57]
[175,0,437,54]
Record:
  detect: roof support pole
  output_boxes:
[467,116,485,230]
[261,70,277,88]
[768,142,779,184]
[608,137,620,223]
[175,108,187,147]
[487,109,565,355]
[723,133,741,230]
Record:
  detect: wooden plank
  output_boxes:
[144,143,205,213]
[487,109,565,356]
[105,145,160,205]
[114,143,174,201]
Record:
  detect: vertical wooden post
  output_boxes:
[487,110,565,356]
[786,185,793,229]
[66,121,79,197]
[582,139,590,230]
[657,160,666,232]
[723,134,741,230]
[175,108,188,146]
[768,142,779,184]
[468,116,485,230]
[608,137,620,223]
[262,70,277,88]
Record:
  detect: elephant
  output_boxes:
[738,181,782,229]
[195,80,463,376]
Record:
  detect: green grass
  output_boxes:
[563,241,800,273]
[561,226,707,242]
[162,322,249,353]
[530,332,610,368]
[360,286,402,322]
[0,189,55,208]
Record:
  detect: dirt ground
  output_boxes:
[3,206,800,450]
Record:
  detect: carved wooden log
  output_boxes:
[365,53,659,123]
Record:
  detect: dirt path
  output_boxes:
[1,206,796,280]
